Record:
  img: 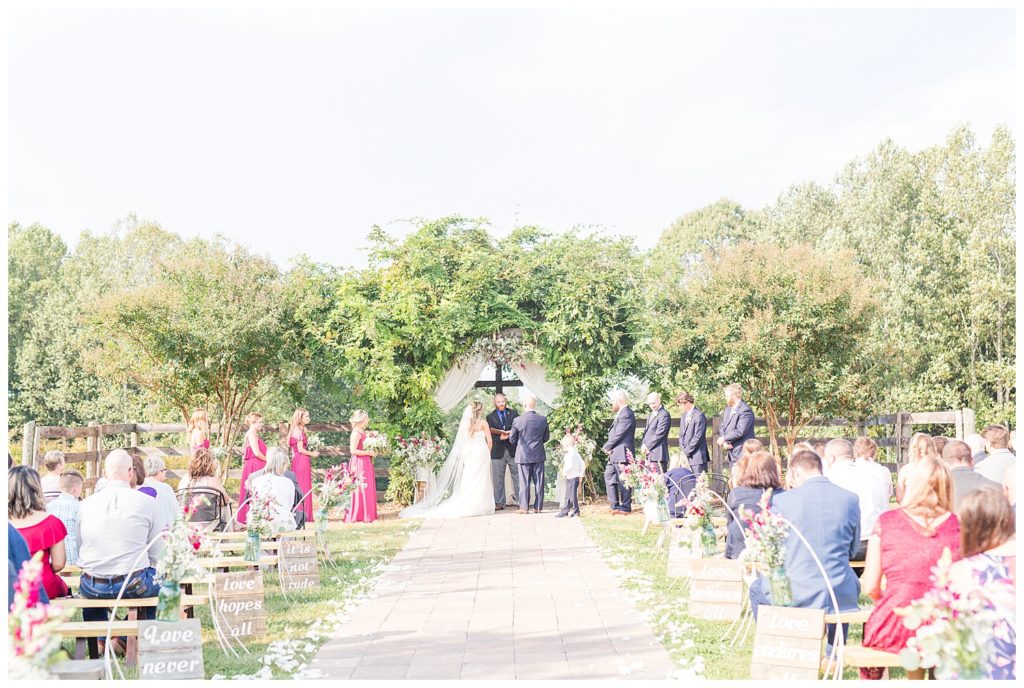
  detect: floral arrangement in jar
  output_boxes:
[682,473,717,556]
[244,491,290,561]
[738,489,792,605]
[313,463,364,533]
[154,499,209,620]
[8,552,71,678]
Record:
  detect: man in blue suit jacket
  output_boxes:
[508,393,550,514]
[749,450,861,650]
[676,392,709,474]
[640,392,672,473]
[716,384,755,465]
[603,390,637,515]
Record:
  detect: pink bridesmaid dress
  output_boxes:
[236,435,267,525]
[191,437,211,456]
[344,432,377,523]
[290,429,313,521]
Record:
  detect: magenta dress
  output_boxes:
[344,433,377,524]
[236,435,267,525]
[290,429,313,521]
[191,437,211,456]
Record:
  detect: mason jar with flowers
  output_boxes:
[739,489,792,605]
[682,473,718,556]
[154,499,208,620]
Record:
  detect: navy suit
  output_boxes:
[664,467,697,518]
[720,400,755,463]
[603,406,637,512]
[640,406,672,473]
[678,406,710,474]
[509,410,549,511]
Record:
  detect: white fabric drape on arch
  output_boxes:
[433,355,488,412]
[511,360,562,407]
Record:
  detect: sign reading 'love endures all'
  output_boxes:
[137,619,205,680]
[279,536,320,592]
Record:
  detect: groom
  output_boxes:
[508,393,549,514]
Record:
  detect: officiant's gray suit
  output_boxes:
[509,410,549,512]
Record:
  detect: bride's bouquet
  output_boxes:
[362,431,391,457]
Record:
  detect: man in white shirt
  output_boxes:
[555,435,586,518]
[824,438,878,561]
[975,424,1016,483]
[853,436,893,506]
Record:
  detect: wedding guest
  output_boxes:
[748,451,860,653]
[188,408,211,456]
[288,408,318,523]
[976,424,1016,484]
[486,393,519,510]
[77,450,162,628]
[940,439,999,512]
[556,432,585,518]
[45,470,83,566]
[603,390,636,515]
[716,384,755,466]
[964,433,988,466]
[8,466,69,600]
[732,439,764,487]
[237,412,268,525]
[250,448,298,532]
[1004,463,1016,509]
[725,451,783,559]
[664,454,697,518]
[345,410,378,523]
[640,392,672,473]
[853,437,893,505]
[143,456,179,528]
[860,456,960,680]
[9,523,47,606]
[676,392,709,475]
[247,456,305,529]
[895,432,937,503]
[824,439,878,561]
[931,436,949,456]
[40,450,65,502]
[950,487,1015,679]
[179,447,232,531]
[132,455,156,497]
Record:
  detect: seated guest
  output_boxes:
[860,456,960,680]
[39,450,65,502]
[854,436,892,503]
[8,466,69,599]
[964,433,988,467]
[896,432,937,503]
[976,424,1016,484]
[940,440,999,513]
[725,451,782,559]
[142,456,180,528]
[731,439,763,487]
[249,448,298,532]
[749,451,860,652]
[131,455,154,495]
[950,487,1015,679]
[45,469,83,566]
[77,450,163,625]
[8,523,48,606]
[1004,463,1016,510]
[825,438,879,561]
[931,436,949,456]
[179,448,233,531]
[664,454,696,518]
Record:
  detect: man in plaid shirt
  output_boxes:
[45,470,84,566]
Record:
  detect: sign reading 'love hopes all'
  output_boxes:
[138,619,205,680]
[279,536,320,592]
[213,570,267,639]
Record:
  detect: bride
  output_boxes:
[400,401,495,519]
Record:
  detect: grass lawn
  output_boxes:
[61,505,417,679]
[579,501,895,680]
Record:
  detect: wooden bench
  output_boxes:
[197,555,278,571]
[842,645,904,668]
[54,619,140,665]
[850,560,866,569]
[50,658,106,680]
[824,608,872,625]
[205,529,314,540]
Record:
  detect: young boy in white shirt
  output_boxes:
[556,433,586,518]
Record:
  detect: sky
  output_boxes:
[7,7,1016,269]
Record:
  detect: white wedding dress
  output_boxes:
[400,406,495,520]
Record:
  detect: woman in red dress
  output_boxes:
[344,410,378,524]
[236,412,268,526]
[860,456,961,679]
[289,408,318,523]
[8,466,69,599]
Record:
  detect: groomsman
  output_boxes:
[676,392,709,475]
[716,383,755,466]
[486,394,519,510]
[509,393,549,514]
[640,392,671,473]
[603,390,637,515]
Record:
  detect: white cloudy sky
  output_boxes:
[7,7,1015,268]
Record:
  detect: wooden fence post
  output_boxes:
[962,408,976,436]
[86,421,98,480]
[893,412,904,466]
[21,421,36,467]
[954,409,964,439]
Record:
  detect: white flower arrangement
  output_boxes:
[468,332,534,367]
[157,500,209,582]
[361,431,391,457]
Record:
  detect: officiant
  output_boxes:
[487,393,519,510]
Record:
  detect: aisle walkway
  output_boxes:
[311,511,675,679]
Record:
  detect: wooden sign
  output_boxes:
[750,605,825,680]
[666,524,702,578]
[213,570,267,639]
[138,619,205,680]
[687,558,745,622]
[279,535,320,592]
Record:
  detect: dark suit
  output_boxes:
[603,406,637,512]
[640,406,672,473]
[509,410,549,511]
[720,400,755,463]
[678,406,710,474]
[950,466,1000,513]
[665,467,696,518]
[486,407,519,505]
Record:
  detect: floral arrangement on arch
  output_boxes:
[896,548,1005,679]
[468,332,534,368]
[362,431,391,457]
[157,499,209,582]
[8,552,72,679]
[620,450,667,503]
[738,489,788,569]
[393,434,449,477]
[551,425,596,475]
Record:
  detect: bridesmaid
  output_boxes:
[236,412,268,525]
[188,408,211,456]
[344,410,378,524]
[289,408,318,522]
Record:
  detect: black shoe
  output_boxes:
[555,512,568,518]
[570,512,580,518]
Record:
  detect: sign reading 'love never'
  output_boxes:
[138,619,205,680]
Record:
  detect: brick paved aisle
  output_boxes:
[311,510,676,680]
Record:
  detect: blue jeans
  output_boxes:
[749,576,848,654]
[79,567,160,622]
